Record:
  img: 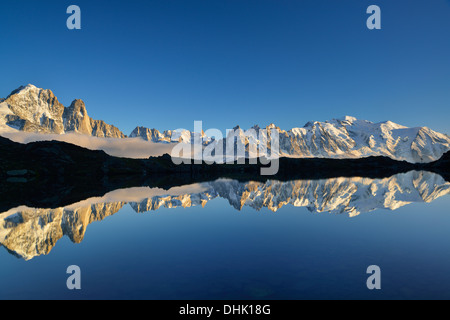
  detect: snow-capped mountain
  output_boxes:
[130,126,194,144]
[0,84,125,138]
[1,85,449,163]
[131,117,450,163]
[129,126,212,144]
[1,171,449,260]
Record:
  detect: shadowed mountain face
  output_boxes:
[1,171,449,261]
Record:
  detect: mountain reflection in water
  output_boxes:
[0,170,449,261]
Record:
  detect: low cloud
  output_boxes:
[1,131,177,159]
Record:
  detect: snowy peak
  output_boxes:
[339,115,358,122]
[4,84,66,134]
[6,84,40,99]
[1,84,125,138]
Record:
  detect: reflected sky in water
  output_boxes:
[1,172,450,299]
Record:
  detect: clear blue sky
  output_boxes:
[0,0,449,135]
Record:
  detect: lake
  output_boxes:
[1,170,450,300]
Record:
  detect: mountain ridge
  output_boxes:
[0,84,125,138]
[1,84,449,163]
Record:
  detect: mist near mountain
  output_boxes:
[0,130,178,159]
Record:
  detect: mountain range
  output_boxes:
[1,84,449,163]
[0,84,125,138]
[1,171,449,260]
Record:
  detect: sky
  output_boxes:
[0,0,449,135]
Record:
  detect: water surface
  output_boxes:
[1,171,450,299]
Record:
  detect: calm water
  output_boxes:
[1,171,450,300]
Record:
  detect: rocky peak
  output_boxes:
[130,126,165,141]
[63,99,92,135]
[67,99,88,115]
[1,84,125,138]
[4,84,65,134]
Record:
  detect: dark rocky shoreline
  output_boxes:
[0,136,448,211]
